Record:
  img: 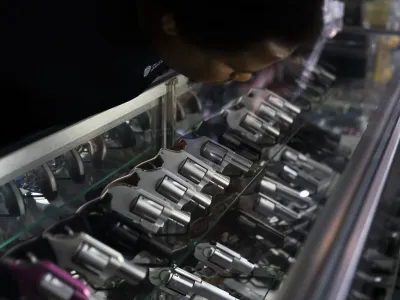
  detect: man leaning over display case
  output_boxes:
[0,0,323,150]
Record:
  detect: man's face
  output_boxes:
[161,40,296,83]
[154,14,296,83]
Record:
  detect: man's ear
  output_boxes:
[161,14,178,36]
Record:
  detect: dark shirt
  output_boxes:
[0,0,166,154]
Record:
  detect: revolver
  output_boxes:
[277,146,334,180]
[1,257,96,300]
[150,266,239,300]
[174,136,255,175]
[105,184,191,234]
[238,92,297,128]
[105,168,213,210]
[194,242,255,275]
[244,88,302,117]
[43,229,148,287]
[135,148,231,194]
[223,106,281,145]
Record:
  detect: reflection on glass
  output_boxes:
[1,40,396,300]
[138,57,360,300]
[0,111,160,249]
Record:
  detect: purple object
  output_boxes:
[4,258,93,300]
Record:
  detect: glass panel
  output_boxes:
[0,103,162,250]
[2,32,400,300]
[347,112,400,300]
[137,36,400,300]
[138,42,376,299]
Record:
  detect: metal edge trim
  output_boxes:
[326,102,400,300]
[0,75,189,186]
[275,80,400,300]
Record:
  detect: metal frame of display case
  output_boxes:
[0,74,191,187]
[276,77,400,300]
[2,24,400,300]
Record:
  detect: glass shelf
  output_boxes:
[138,54,383,299]
[1,32,400,300]
[0,109,162,250]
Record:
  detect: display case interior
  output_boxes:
[347,144,400,300]
[276,32,400,300]
[0,110,160,246]
[1,29,400,300]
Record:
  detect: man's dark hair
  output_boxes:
[161,0,324,52]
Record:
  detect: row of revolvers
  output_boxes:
[1,90,209,219]
[1,59,337,210]
[0,64,347,299]
[0,61,343,231]
[190,61,349,172]
[0,130,339,300]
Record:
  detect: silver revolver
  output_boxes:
[180,136,254,174]
[224,107,281,143]
[279,147,334,180]
[244,88,302,116]
[194,242,255,275]
[143,148,231,192]
[43,230,148,287]
[259,176,315,206]
[150,267,239,300]
[239,193,317,223]
[238,94,295,127]
[106,185,191,233]
[131,168,212,209]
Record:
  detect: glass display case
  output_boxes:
[1,10,400,300]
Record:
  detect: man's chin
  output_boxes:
[180,72,230,84]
